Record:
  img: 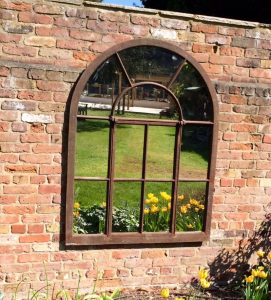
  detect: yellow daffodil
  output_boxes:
[245,275,254,283]
[147,193,154,199]
[180,206,188,214]
[73,211,79,218]
[73,202,80,209]
[160,191,171,201]
[178,194,184,201]
[151,196,159,204]
[198,204,205,210]
[190,198,199,206]
[194,207,199,212]
[186,203,191,209]
[187,223,194,229]
[198,268,208,280]
[150,205,159,213]
[145,198,151,205]
[251,269,259,277]
[100,202,106,208]
[167,202,171,210]
[257,266,264,271]
[268,251,271,261]
[144,208,150,214]
[175,298,185,300]
[160,288,170,298]
[161,207,168,213]
[258,271,267,279]
[200,278,211,289]
[256,250,265,258]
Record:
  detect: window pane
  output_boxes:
[115,125,144,179]
[176,182,206,232]
[144,182,172,232]
[170,62,213,121]
[73,180,107,234]
[179,125,211,179]
[112,182,140,232]
[119,46,184,85]
[75,119,109,177]
[146,126,175,179]
[80,55,130,117]
[114,85,179,120]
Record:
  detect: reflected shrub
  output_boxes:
[73,191,205,234]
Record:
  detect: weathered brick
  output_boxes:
[1,100,35,111]
[18,12,53,24]
[39,48,72,60]
[12,122,27,132]
[205,34,230,45]
[66,7,97,19]
[33,4,65,15]
[119,24,149,36]
[86,20,118,34]
[21,133,49,143]
[70,29,101,42]
[2,21,33,33]
[36,80,70,92]
[54,17,85,28]
[73,51,96,62]
[151,28,177,40]
[24,36,56,47]
[161,19,188,30]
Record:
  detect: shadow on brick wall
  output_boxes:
[209,211,271,287]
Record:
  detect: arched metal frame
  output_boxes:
[66,38,218,246]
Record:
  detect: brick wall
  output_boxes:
[0,0,270,298]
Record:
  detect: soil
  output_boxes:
[116,287,243,300]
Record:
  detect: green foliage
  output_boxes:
[244,251,271,300]
[73,204,139,234]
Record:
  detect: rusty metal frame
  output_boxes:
[65,38,218,246]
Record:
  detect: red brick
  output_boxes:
[28,224,44,233]
[70,28,102,41]
[233,179,246,187]
[52,253,81,261]
[54,17,85,28]
[0,255,16,264]
[22,214,54,223]
[3,205,34,214]
[36,80,69,92]
[20,133,49,143]
[220,178,233,187]
[19,154,51,164]
[230,143,253,151]
[30,175,46,184]
[192,22,218,33]
[225,213,249,221]
[38,185,61,194]
[0,132,18,142]
[73,51,96,61]
[141,250,167,259]
[17,253,49,262]
[11,224,26,233]
[39,165,61,175]
[0,195,17,204]
[0,32,21,43]
[3,44,37,57]
[0,215,19,224]
[18,12,53,24]
[238,205,262,213]
[192,43,213,53]
[19,234,50,243]
[131,15,160,27]
[5,164,37,173]
[56,39,89,50]
[263,134,271,144]
[18,90,52,101]
[0,153,18,163]
[119,24,149,36]
[3,185,36,194]
[0,66,10,76]
[250,68,271,79]
[32,144,61,154]
[0,1,32,11]
[36,204,60,213]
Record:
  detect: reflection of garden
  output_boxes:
[73,118,209,234]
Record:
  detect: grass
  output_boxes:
[74,110,209,208]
